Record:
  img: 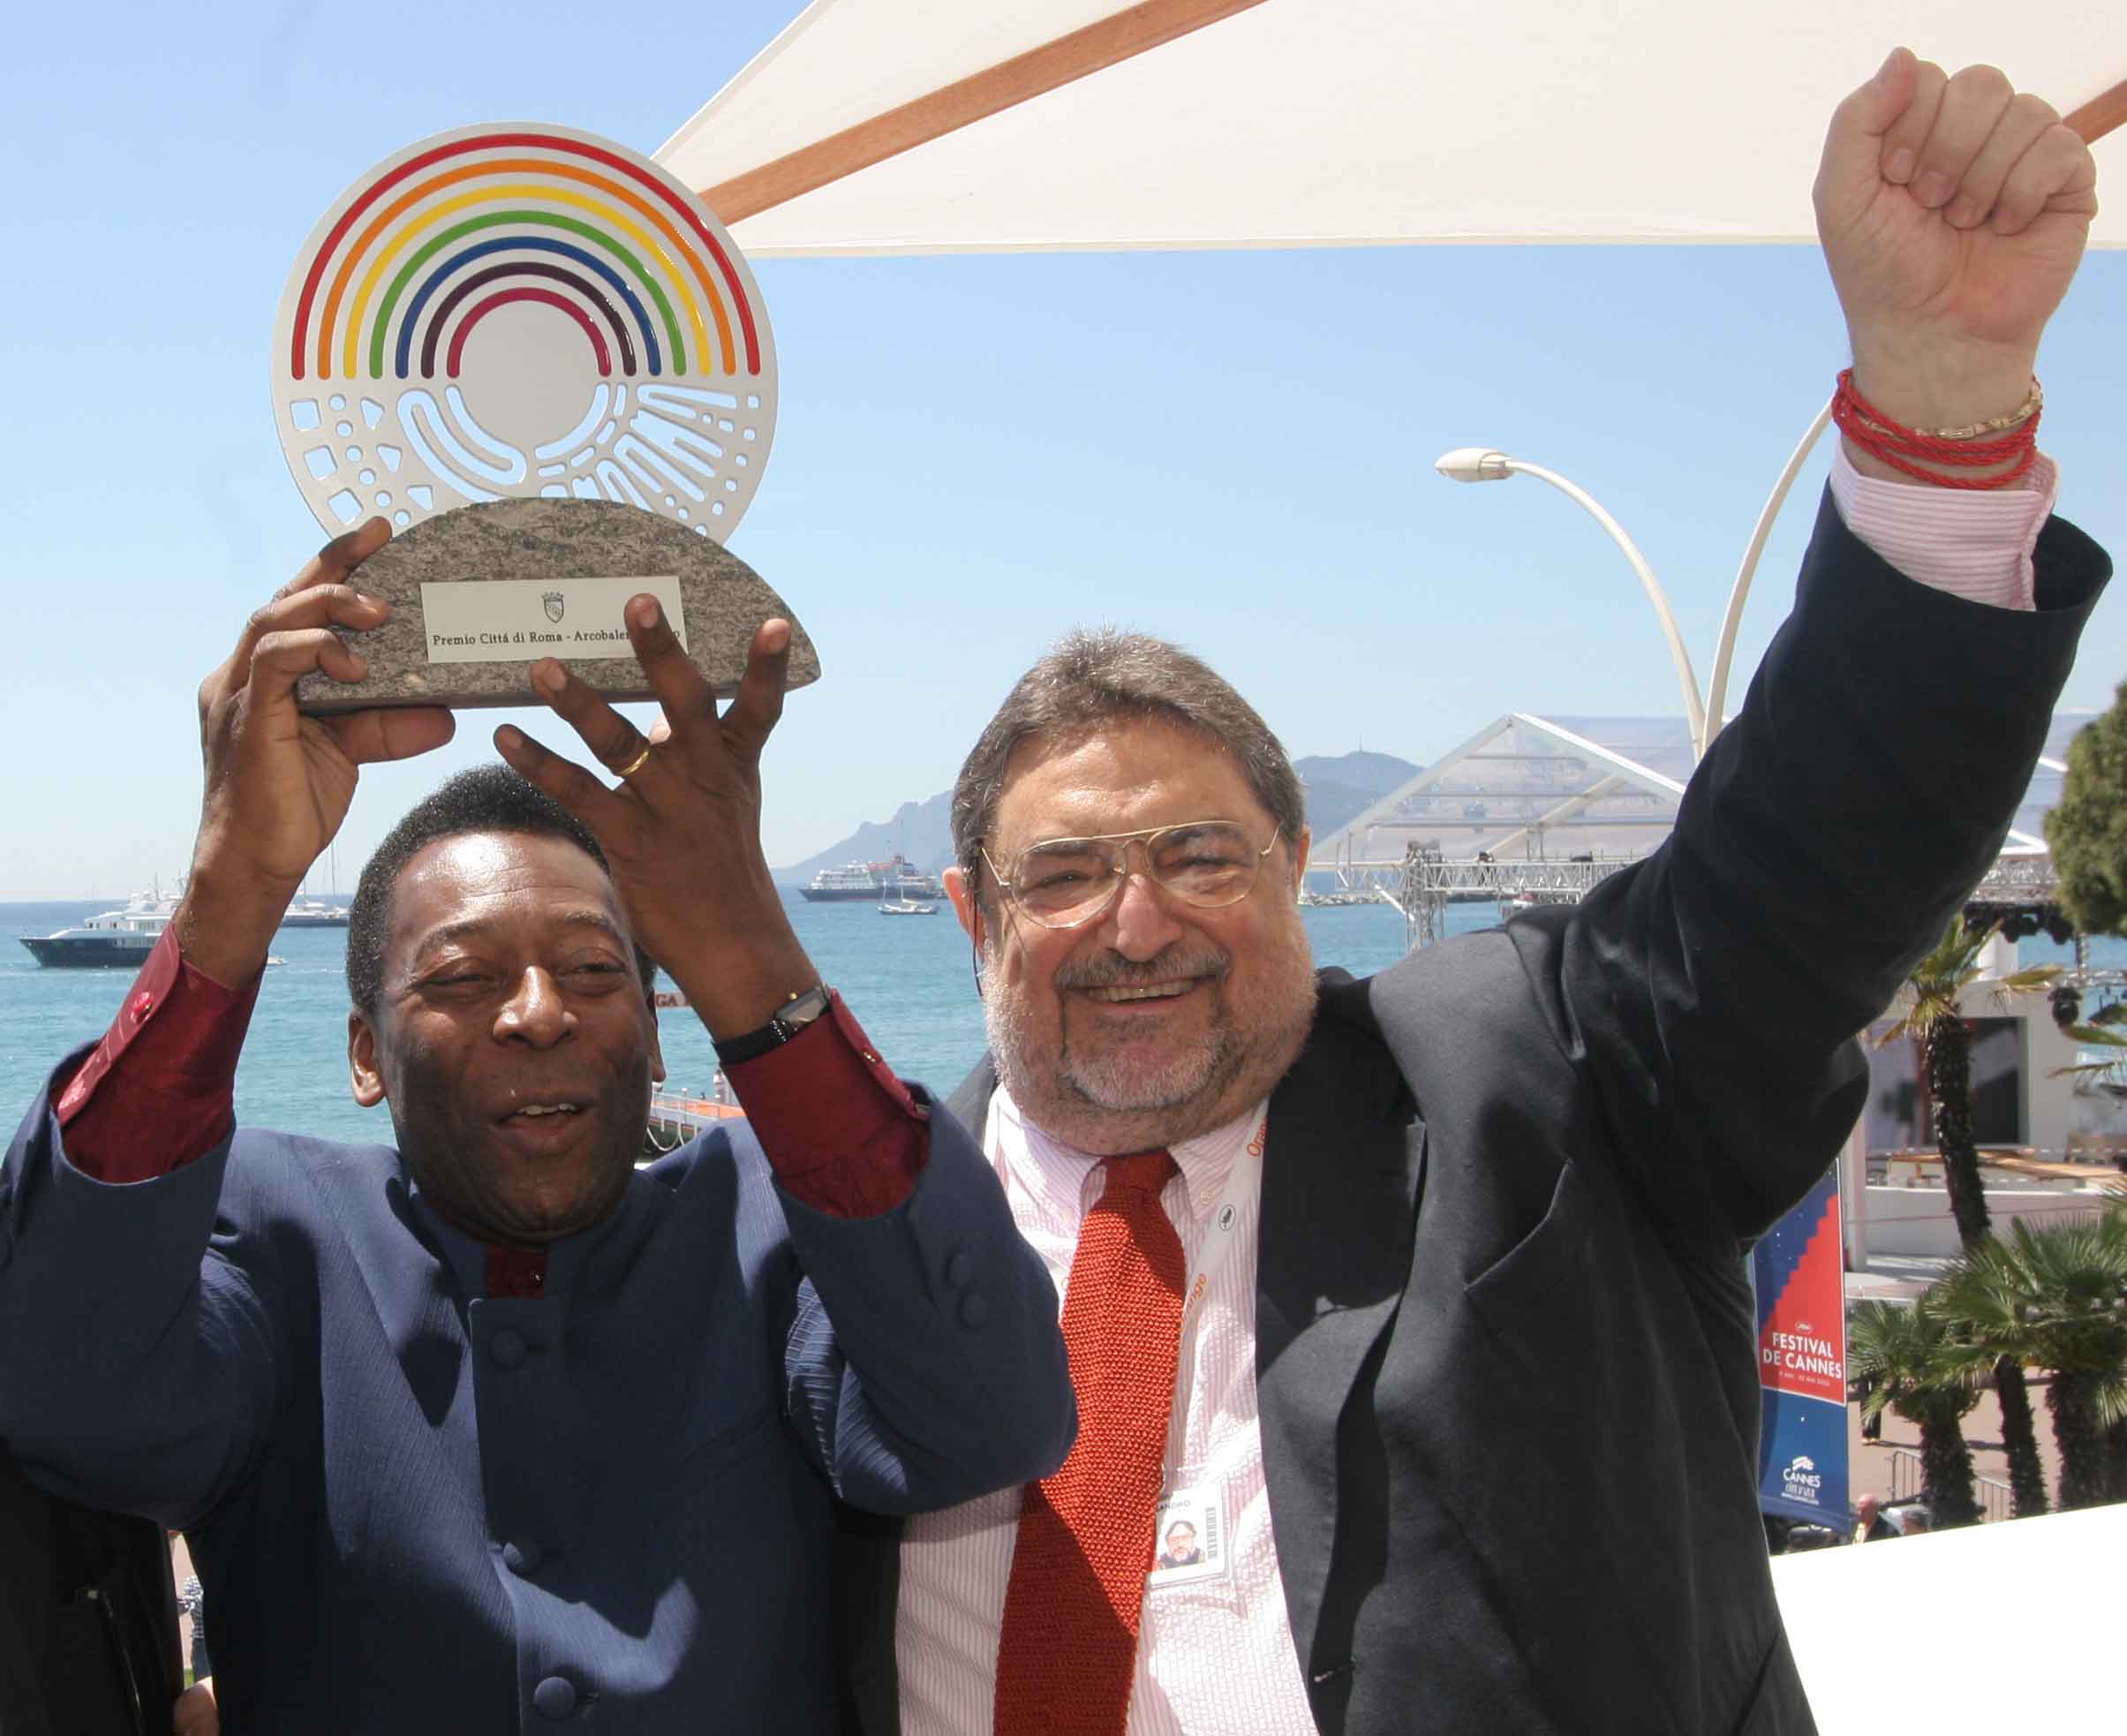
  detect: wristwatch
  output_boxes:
[712,984,833,1065]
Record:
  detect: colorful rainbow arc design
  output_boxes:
[288,131,763,385]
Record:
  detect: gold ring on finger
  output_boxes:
[615,743,652,779]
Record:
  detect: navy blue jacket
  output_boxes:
[0,1089,1072,1733]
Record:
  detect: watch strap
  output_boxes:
[713,984,833,1066]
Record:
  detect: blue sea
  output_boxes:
[0,893,1463,1145]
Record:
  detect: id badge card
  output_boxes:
[1147,1482,1229,1589]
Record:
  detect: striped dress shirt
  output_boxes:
[896,1090,1317,1734]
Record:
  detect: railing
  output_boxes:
[643,1080,744,1156]
[1391,850,1629,950]
[1886,1446,2014,1523]
[1328,842,2089,955]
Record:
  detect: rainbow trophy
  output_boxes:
[272,124,815,712]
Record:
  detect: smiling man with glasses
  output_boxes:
[966,761,1315,1155]
[831,50,2110,1736]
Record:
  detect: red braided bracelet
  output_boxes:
[1830,368,2041,489]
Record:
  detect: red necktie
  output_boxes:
[993,1150,1185,1735]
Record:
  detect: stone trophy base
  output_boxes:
[293,497,819,713]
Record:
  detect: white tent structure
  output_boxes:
[657,0,2127,256]
[1313,713,1692,867]
[1316,708,2086,873]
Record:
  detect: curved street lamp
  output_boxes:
[1436,403,1836,766]
[1434,446,1708,761]
[1701,399,1835,750]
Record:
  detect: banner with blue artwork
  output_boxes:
[1754,1165,1848,1526]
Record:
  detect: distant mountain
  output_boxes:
[1292,751,1420,841]
[1294,750,1421,797]
[774,749,1419,887]
[778,790,957,886]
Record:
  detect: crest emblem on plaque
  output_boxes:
[542,591,565,623]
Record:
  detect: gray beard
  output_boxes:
[982,942,1317,1155]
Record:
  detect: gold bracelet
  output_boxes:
[1921,378,2042,442]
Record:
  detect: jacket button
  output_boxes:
[945,1249,974,1287]
[959,1292,989,1329]
[502,1538,543,1576]
[533,1674,577,1719]
[490,1329,527,1370]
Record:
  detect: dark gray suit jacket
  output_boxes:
[837,494,2108,1734]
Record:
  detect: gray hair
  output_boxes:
[950,628,1305,899]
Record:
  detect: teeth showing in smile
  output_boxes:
[513,1103,580,1118]
[1088,983,1188,1002]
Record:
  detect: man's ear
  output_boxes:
[646,993,666,1085]
[1290,824,1312,891]
[944,864,984,950]
[348,1011,387,1108]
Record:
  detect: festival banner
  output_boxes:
[1754,1165,1849,1527]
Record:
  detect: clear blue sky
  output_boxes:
[4,2,2123,896]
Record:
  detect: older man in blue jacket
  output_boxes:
[0,590,1073,1732]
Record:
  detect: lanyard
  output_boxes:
[1178,1112,1266,1328]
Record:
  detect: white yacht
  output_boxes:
[20,890,178,968]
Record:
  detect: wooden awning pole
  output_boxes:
[2067,77,2127,144]
[700,0,1265,225]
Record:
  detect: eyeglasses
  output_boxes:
[979,819,1282,930]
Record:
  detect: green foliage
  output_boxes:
[1876,914,2057,1253]
[1876,912,2061,1514]
[2046,679,2127,938]
[1846,1300,1980,1427]
[2052,1022,2127,1089]
[1931,1208,2127,1508]
[1846,1298,1983,1528]
[1933,1211,2127,1411]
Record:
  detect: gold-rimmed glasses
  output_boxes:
[979,819,1282,930]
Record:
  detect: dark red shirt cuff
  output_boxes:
[54,927,262,1183]
[723,993,928,1219]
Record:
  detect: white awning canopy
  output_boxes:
[657,0,2127,257]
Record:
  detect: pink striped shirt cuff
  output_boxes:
[1829,442,2056,612]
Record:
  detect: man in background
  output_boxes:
[1852,1494,1899,1544]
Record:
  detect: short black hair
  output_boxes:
[345,765,657,1015]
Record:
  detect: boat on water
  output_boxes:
[281,897,351,928]
[799,853,943,902]
[1499,888,1581,917]
[19,890,177,968]
[879,894,938,916]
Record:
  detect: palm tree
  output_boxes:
[1877,914,2061,1245]
[1846,1298,1984,1528]
[2049,1027,2127,1499]
[1931,1209,2127,1509]
[1875,912,2061,1516]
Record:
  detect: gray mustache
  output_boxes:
[1055,948,1231,993]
